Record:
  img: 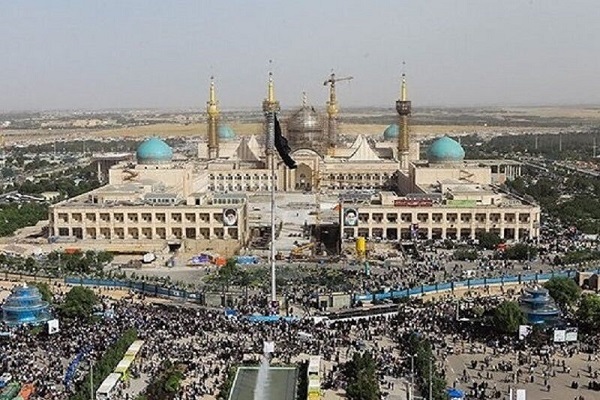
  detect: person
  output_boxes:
[224,209,237,226]
[344,209,358,226]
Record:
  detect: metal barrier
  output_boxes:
[353,269,600,303]
[63,276,204,304]
[61,267,600,306]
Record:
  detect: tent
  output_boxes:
[447,388,464,399]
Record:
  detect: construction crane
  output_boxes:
[323,72,354,92]
[323,72,353,156]
[323,72,353,117]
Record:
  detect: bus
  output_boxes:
[307,356,321,400]
[327,303,399,322]
[96,373,121,400]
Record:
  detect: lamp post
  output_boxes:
[429,356,433,400]
[90,359,94,400]
[411,354,414,386]
[411,354,415,398]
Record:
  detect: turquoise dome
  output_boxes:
[218,125,236,141]
[427,135,465,163]
[136,137,173,164]
[383,124,399,140]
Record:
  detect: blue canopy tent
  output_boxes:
[447,388,464,399]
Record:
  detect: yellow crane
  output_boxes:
[323,72,353,156]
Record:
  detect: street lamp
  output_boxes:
[409,353,417,400]
[429,356,433,400]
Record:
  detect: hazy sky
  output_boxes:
[1,0,599,111]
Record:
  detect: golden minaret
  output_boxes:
[207,76,220,160]
[396,73,411,169]
[262,71,280,168]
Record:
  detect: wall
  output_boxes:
[413,164,492,187]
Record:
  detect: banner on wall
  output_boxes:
[343,208,358,226]
[223,208,238,226]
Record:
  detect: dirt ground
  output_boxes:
[2,122,561,147]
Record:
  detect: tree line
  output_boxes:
[343,351,381,400]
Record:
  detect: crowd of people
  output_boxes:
[0,277,598,400]
[1,221,599,399]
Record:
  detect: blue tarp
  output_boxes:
[244,315,299,323]
[224,308,238,317]
[447,388,464,399]
[191,254,211,264]
[237,255,259,265]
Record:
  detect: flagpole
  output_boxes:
[270,111,277,306]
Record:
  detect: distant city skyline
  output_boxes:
[1,0,599,111]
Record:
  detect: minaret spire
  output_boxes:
[395,65,412,170]
[324,71,353,156]
[267,71,275,104]
[262,64,280,169]
[207,76,220,160]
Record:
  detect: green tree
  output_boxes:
[504,244,538,261]
[0,203,48,237]
[577,294,600,332]
[31,282,53,303]
[344,352,380,400]
[406,334,446,400]
[237,269,251,305]
[96,251,114,265]
[141,362,185,400]
[70,328,137,400]
[217,258,239,290]
[453,247,478,261]
[60,286,98,319]
[492,301,525,334]
[544,277,581,311]
[506,177,526,194]
[478,232,502,250]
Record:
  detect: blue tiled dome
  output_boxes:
[427,135,465,163]
[383,124,399,140]
[218,125,236,141]
[136,137,173,164]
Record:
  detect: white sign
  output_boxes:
[518,325,532,340]
[553,329,566,343]
[263,341,275,354]
[47,319,60,335]
[565,327,578,342]
[516,388,526,400]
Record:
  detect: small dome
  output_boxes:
[383,124,399,140]
[218,125,236,141]
[427,135,465,163]
[136,137,173,165]
[287,106,323,132]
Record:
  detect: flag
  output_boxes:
[274,114,297,169]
